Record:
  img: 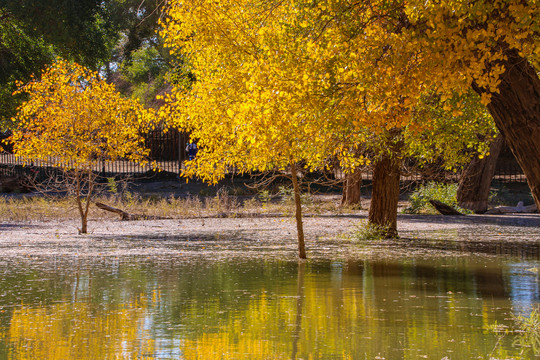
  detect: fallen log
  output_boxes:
[429,200,465,216]
[95,202,167,220]
[485,201,537,214]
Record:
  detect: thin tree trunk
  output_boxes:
[472,50,540,210]
[83,171,96,232]
[290,161,306,259]
[457,135,504,213]
[368,155,401,238]
[341,170,362,207]
[75,171,88,234]
[75,170,96,234]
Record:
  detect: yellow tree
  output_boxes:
[323,0,539,210]
[401,0,540,210]
[159,0,369,257]
[160,0,498,240]
[11,60,155,233]
[301,0,539,229]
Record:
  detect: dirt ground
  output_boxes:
[1,210,539,260]
[0,178,539,261]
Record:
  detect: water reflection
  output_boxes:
[0,254,538,359]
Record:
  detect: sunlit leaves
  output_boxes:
[11,60,155,171]
[158,0,535,182]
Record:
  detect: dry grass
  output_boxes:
[0,196,80,222]
[0,190,359,222]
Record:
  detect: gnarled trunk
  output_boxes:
[341,170,362,207]
[457,135,504,213]
[368,154,400,238]
[473,50,540,210]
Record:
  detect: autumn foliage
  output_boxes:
[11,60,155,233]
[158,0,520,243]
[11,60,154,169]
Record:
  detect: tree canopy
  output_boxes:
[1,0,112,69]
[158,0,514,176]
[10,60,156,233]
[11,60,154,169]
[158,0,504,239]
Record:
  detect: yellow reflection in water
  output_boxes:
[2,261,529,359]
[177,262,516,360]
[7,297,154,359]
[183,334,283,360]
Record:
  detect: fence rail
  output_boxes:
[0,129,528,184]
[0,129,188,178]
[0,152,527,185]
[0,152,181,176]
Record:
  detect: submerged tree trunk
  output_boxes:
[457,135,504,213]
[75,170,95,234]
[473,50,540,211]
[290,161,306,259]
[341,170,362,207]
[368,154,401,238]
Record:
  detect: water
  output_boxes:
[0,248,538,359]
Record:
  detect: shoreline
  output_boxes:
[1,213,539,260]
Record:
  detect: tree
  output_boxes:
[10,60,155,233]
[0,12,55,127]
[1,0,111,127]
[159,0,496,243]
[341,170,363,207]
[1,0,113,69]
[159,0,348,257]
[116,44,170,107]
[457,135,505,213]
[391,0,540,210]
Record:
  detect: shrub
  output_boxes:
[404,182,465,214]
[277,185,313,205]
[258,189,271,205]
[351,220,391,241]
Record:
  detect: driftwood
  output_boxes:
[429,200,465,216]
[95,202,166,220]
[485,201,537,214]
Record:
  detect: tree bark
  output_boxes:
[341,170,362,207]
[290,161,307,259]
[75,171,88,234]
[457,135,504,213]
[472,50,540,211]
[368,154,401,238]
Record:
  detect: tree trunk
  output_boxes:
[457,135,504,213]
[341,170,362,207]
[75,170,95,234]
[290,161,307,259]
[368,154,400,238]
[74,171,87,234]
[473,50,540,211]
[80,216,88,234]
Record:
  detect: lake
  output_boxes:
[0,237,538,360]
